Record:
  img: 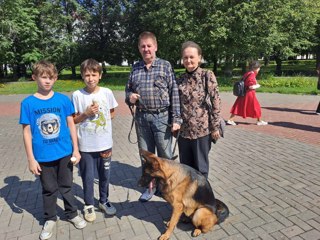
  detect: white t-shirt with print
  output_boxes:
[72,87,118,152]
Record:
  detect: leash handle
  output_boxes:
[128,105,138,144]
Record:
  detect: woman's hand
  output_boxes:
[249,84,261,90]
[211,130,220,141]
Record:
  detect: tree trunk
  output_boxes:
[102,62,107,75]
[0,64,4,78]
[239,61,247,74]
[223,55,233,77]
[275,56,282,76]
[316,45,320,69]
[71,66,76,78]
[212,58,218,73]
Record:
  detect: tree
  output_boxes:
[78,0,124,72]
[0,0,40,78]
[257,0,319,75]
[35,0,86,76]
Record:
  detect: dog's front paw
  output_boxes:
[159,233,170,240]
[192,228,202,237]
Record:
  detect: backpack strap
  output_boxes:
[202,70,210,104]
[241,72,253,90]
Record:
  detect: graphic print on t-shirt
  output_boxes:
[89,104,107,132]
[37,113,61,139]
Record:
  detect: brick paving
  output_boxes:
[0,91,319,240]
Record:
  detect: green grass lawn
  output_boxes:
[0,75,318,95]
[1,60,319,95]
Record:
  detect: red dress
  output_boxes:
[230,71,261,118]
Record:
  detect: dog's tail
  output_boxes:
[215,199,229,224]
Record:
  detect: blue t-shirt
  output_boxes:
[19,92,75,162]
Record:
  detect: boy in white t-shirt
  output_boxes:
[71,59,118,222]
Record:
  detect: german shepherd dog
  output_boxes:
[138,149,229,240]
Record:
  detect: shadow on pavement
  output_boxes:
[270,121,320,132]
[110,160,142,192]
[262,106,317,115]
[1,176,85,224]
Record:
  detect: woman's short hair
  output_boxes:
[181,41,202,56]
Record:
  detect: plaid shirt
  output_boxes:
[125,58,182,124]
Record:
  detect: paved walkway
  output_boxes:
[0,91,319,240]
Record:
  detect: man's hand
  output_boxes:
[129,93,140,104]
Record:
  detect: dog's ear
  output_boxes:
[139,148,155,157]
[139,148,157,161]
[151,158,160,171]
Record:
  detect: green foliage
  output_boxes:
[1,0,320,79]
[106,66,131,71]
[259,77,316,88]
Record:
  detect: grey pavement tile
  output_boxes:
[222,234,248,240]
[269,212,293,228]
[299,229,320,240]
[270,231,290,240]
[243,217,266,229]
[306,219,320,230]
[288,216,313,232]
[280,225,304,238]
[234,222,259,239]
[290,236,304,240]
[261,220,285,234]
[251,227,275,240]
[221,222,240,237]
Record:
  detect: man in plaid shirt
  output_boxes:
[125,31,182,202]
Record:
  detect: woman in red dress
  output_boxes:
[227,60,268,126]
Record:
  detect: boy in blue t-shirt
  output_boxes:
[19,60,86,240]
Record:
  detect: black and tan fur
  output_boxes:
[138,149,229,240]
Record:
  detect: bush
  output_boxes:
[259,77,316,88]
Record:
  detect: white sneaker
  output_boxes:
[227,120,237,126]
[257,121,268,126]
[68,215,87,229]
[84,205,96,222]
[139,188,156,202]
[40,220,56,240]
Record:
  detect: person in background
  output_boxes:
[227,60,268,126]
[316,64,320,115]
[19,60,86,240]
[72,59,118,222]
[125,31,182,202]
[176,41,221,178]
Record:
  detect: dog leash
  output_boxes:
[171,130,180,160]
[128,104,138,144]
